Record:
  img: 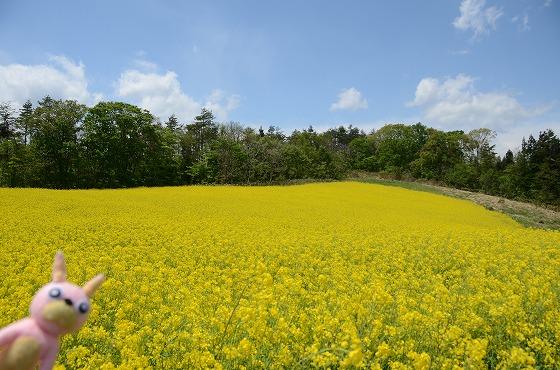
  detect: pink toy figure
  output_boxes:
[0,252,105,370]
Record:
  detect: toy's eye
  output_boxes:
[48,288,62,298]
[78,302,89,314]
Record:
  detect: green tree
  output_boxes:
[373,123,428,176]
[466,128,497,165]
[323,125,364,150]
[188,108,217,161]
[531,130,560,204]
[17,100,33,144]
[0,140,27,186]
[219,121,246,142]
[288,129,347,179]
[497,150,514,171]
[29,97,87,188]
[179,109,218,182]
[281,143,312,180]
[203,137,249,183]
[465,128,498,192]
[165,114,180,131]
[348,136,377,171]
[411,129,467,181]
[245,133,286,182]
[0,102,17,140]
[81,102,157,187]
[141,124,181,186]
[0,102,27,187]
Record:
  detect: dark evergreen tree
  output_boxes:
[0,102,16,140]
[0,102,25,186]
[186,108,217,162]
[18,100,33,144]
[165,114,180,131]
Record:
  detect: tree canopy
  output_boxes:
[0,97,558,206]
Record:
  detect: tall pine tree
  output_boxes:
[18,100,33,144]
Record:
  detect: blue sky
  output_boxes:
[0,0,559,153]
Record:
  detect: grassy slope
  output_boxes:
[351,175,560,230]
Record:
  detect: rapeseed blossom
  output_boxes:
[1,182,559,368]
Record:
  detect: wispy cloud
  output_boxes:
[451,49,470,55]
[522,14,530,31]
[453,0,503,38]
[205,89,241,121]
[132,59,158,72]
[512,13,530,31]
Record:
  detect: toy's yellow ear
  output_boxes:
[83,274,105,297]
[52,251,67,282]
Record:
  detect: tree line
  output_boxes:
[1,98,558,206]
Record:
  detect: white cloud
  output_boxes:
[115,69,239,122]
[116,70,200,122]
[409,74,548,130]
[451,49,470,55]
[204,89,241,121]
[132,59,158,72]
[512,13,530,31]
[0,55,103,107]
[522,14,530,30]
[453,0,503,38]
[330,87,368,111]
[493,120,560,155]
[409,74,556,154]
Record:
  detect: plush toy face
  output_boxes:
[28,252,104,336]
[30,282,91,334]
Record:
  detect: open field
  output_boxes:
[1,182,560,369]
[352,174,560,231]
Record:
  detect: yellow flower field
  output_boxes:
[1,182,559,369]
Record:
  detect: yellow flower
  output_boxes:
[0,182,559,368]
[407,352,431,370]
[376,342,391,359]
[509,347,536,367]
[341,348,363,367]
[237,338,253,358]
[466,338,488,362]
